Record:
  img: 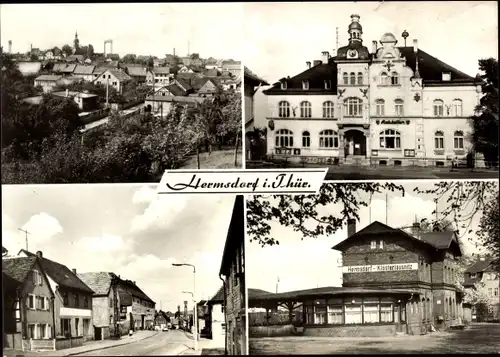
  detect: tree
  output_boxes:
[123,54,137,63]
[469,58,499,166]
[190,53,200,60]
[464,281,492,322]
[61,44,73,57]
[87,44,94,58]
[477,193,500,272]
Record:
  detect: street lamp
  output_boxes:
[173,263,197,351]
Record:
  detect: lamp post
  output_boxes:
[173,263,197,351]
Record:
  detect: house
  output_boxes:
[92,66,107,81]
[116,279,156,331]
[126,66,148,84]
[174,78,193,93]
[44,50,55,60]
[51,90,100,112]
[52,63,77,76]
[3,246,8,257]
[34,75,64,93]
[144,95,204,116]
[146,67,173,87]
[190,58,203,68]
[178,65,194,74]
[203,68,219,78]
[463,256,499,322]
[94,68,132,93]
[219,196,246,355]
[18,250,95,347]
[205,286,226,348]
[260,14,482,167]
[154,310,169,330]
[165,54,177,66]
[222,60,241,77]
[3,256,55,352]
[153,58,163,67]
[73,65,96,82]
[154,83,187,97]
[194,78,220,97]
[181,57,193,67]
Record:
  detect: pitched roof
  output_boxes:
[203,68,219,77]
[127,67,147,77]
[66,55,85,62]
[54,63,77,73]
[74,65,95,75]
[175,78,193,91]
[118,278,155,304]
[146,95,204,104]
[208,285,224,303]
[465,257,496,274]
[35,74,62,81]
[102,68,132,81]
[151,67,170,75]
[162,83,185,96]
[244,67,269,86]
[419,231,457,249]
[2,256,38,289]
[19,250,94,293]
[93,67,107,75]
[220,196,244,276]
[77,272,113,296]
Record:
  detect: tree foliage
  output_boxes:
[61,44,73,57]
[477,193,500,272]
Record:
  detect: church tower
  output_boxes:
[348,14,363,44]
[73,31,80,54]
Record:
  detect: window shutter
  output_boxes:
[47,324,51,338]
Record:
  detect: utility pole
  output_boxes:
[106,74,109,107]
[18,228,31,251]
[276,277,279,294]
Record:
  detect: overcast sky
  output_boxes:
[2,185,235,313]
[0,3,243,60]
[244,1,498,83]
[246,181,498,294]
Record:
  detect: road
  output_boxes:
[73,330,193,356]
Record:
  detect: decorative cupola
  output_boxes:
[348,14,363,44]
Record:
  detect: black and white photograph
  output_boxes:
[243,1,499,180]
[246,180,500,354]
[2,186,246,356]
[1,3,243,184]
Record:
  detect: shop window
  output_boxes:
[345,304,362,324]
[323,101,335,118]
[302,131,311,148]
[319,130,339,148]
[300,101,312,118]
[275,129,294,148]
[278,101,290,118]
[380,303,393,322]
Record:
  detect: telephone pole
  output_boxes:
[18,228,31,251]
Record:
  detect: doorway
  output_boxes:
[344,130,367,157]
[141,315,145,330]
[95,327,102,340]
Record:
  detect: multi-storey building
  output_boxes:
[219,195,246,355]
[261,14,482,167]
[116,279,155,331]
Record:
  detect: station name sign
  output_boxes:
[342,263,418,273]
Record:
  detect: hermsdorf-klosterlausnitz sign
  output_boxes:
[342,263,418,273]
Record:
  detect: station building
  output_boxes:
[249,219,465,337]
[262,14,483,167]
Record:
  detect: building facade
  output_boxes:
[116,279,155,331]
[34,75,64,93]
[262,14,482,167]
[94,69,131,93]
[206,286,226,348]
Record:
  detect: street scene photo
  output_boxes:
[244,2,499,180]
[2,185,246,356]
[1,3,243,184]
[245,180,500,354]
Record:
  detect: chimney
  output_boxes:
[133,281,136,285]
[65,89,69,98]
[347,218,356,237]
[36,251,43,258]
[313,60,322,67]
[8,40,12,54]
[413,39,418,53]
[306,61,311,69]
[72,268,77,274]
[321,51,330,64]
[411,222,421,238]
[372,40,377,54]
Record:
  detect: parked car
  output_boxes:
[162,326,169,332]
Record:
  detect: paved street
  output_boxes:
[249,323,500,354]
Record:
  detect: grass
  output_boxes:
[180,149,243,169]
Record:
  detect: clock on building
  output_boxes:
[348,49,358,58]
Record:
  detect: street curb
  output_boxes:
[66,332,160,356]
[175,346,191,355]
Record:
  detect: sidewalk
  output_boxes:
[178,336,225,356]
[16,330,158,357]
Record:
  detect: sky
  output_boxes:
[2,185,235,313]
[244,1,499,83]
[0,3,243,60]
[246,181,499,294]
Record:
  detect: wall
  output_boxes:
[4,333,22,350]
[54,287,93,338]
[22,266,54,327]
[250,324,295,337]
[304,324,397,337]
[54,336,84,350]
[92,296,111,327]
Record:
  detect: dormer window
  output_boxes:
[324,80,331,90]
[281,81,287,90]
[302,80,309,90]
[442,72,451,81]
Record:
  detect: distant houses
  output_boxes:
[94,68,132,93]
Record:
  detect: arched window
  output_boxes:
[300,101,312,118]
[275,129,293,148]
[349,72,356,85]
[433,99,444,117]
[343,72,348,85]
[434,131,444,149]
[302,131,311,148]
[357,72,363,85]
[391,72,399,85]
[380,72,389,85]
[452,99,463,116]
[278,101,290,118]
[454,130,464,149]
[379,129,401,149]
[319,130,339,148]
[394,99,404,116]
[343,97,363,116]
[375,99,385,116]
[322,101,335,118]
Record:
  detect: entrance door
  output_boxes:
[95,327,102,340]
[344,130,367,157]
[141,315,145,330]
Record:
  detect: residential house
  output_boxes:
[52,90,100,112]
[44,50,55,60]
[220,77,241,91]
[73,65,96,82]
[94,68,132,93]
[222,60,241,77]
[126,66,148,84]
[52,63,77,76]
[154,83,187,97]
[18,250,95,346]
[116,279,156,331]
[219,196,246,355]
[190,58,204,68]
[193,78,220,97]
[144,95,204,116]
[174,78,193,94]
[154,311,169,330]
[463,256,500,322]
[203,68,219,78]
[3,256,55,352]
[92,66,107,81]
[205,286,226,348]
[146,67,173,87]
[34,75,64,93]
[178,65,194,74]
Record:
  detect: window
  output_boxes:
[37,296,48,310]
[314,306,327,324]
[324,80,331,89]
[302,131,311,148]
[27,295,35,309]
[278,101,290,118]
[379,129,401,149]
[322,101,335,118]
[349,72,356,85]
[305,306,315,324]
[375,99,385,116]
[454,130,464,149]
[343,72,348,85]
[302,80,309,90]
[452,99,463,116]
[343,97,363,116]
[63,292,69,306]
[442,72,451,81]
[345,304,362,324]
[275,129,294,148]
[379,240,384,249]
[280,81,287,90]
[488,288,493,297]
[364,303,380,323]
[394,99,404,116]
[371,240,376,249]
[32,270,42,285]
[75,318,79,336]
[357,72,363,85]
[380,72,389,85]
[327,305,343,324]
[28,324,36,339]
[74,293,79,307]
[433,99,444,117]
[38,324,47,339]
[495,288,499,297]
[391,72,399,85]
[300,101,312,118]
[319,130,339,148]
[84,296,89,308]
[434,131,444,149]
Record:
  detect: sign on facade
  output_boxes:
[342,263,418,273]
